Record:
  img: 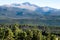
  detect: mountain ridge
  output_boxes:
[0,2,60,26]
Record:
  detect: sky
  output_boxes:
[0,0,60,9]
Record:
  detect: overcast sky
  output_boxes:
[0,0,60,9]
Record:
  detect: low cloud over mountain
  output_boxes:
[0,2,60,26]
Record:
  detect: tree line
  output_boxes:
[0,24,60,40]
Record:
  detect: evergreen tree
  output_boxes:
[12,24,22,40]
[42,36,47,40]
[51,34,56,40]
[4,27,14,40]
[32,29,42,40]
[26,29,33,40]
[46,32,51,40]
[17,31,27,40]
[0,27,5,40]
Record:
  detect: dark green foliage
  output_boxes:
[12,24,22,40]
[46,32,51,40]
[4,27,14,40]
[42,36,47,40]
[0,27,5,40]
[26,29,33,40]
[17,31,27,40]
[32,29,42,40]
[51,34,56,40]
[0,24,59,40]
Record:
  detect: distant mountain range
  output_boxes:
[0,2,60,26]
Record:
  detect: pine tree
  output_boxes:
[42,36,47,40]
[0,27,5,40]
[4,27,14,40]
[26,29,33,40]
[32,29,42,40]
[51,34,56,40]
[17,31,27,40]
[12,24,22,40]
[46,32,51,40]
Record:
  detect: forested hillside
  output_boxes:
[0,24,60,40]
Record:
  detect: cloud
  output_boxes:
[42,7,50,12]
[19,4,37,11]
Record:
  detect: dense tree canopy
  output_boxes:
[0,24,59,40]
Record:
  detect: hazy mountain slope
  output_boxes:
[0,2,60,26]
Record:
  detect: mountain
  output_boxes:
[0,2,60,26]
